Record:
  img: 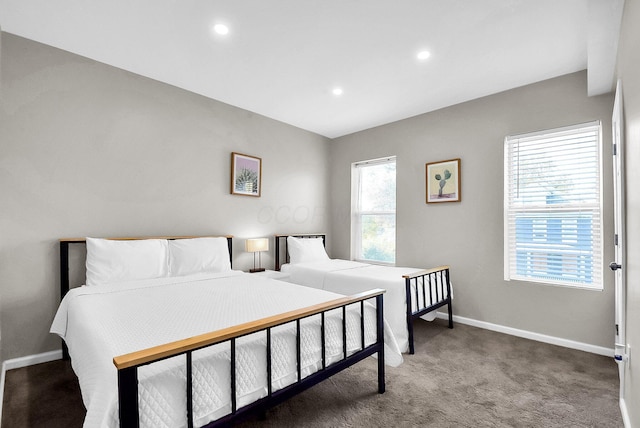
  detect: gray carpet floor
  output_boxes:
[2,320,623,427]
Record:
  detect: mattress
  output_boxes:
[281,260,450,353]
[50,271,402,428]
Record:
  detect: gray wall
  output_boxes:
[0,30,625,368]
[616,0,640,424]
[330,71,616,349]
[0,33,331,361]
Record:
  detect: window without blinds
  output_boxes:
[504,121,603,289]
[352,157,396,264]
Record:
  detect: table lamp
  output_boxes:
[245,238,269,272]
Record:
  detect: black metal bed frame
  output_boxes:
[274,233,453,354]
[59,236,387,428]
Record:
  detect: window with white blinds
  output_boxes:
[504,121,603,289]
[351,156,396,264]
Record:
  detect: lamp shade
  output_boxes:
[245,238,269,253]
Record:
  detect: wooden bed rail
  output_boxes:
[115,288,387,428]
[402,265,451,279]
[113,288,385,370]
[60,235,233,242]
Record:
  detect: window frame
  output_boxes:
[351,156,397,265]
[503,121,603,290]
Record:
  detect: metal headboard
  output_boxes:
[58,235,233,360]
[59,235,234,300]
[274,233,326,271]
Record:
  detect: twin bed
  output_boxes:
[275,234,454,354]
[52,236,401,428]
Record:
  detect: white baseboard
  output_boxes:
[0,349,63,428]
[620,398,631,428]
[435,312,614,357]
[2,349,62,372]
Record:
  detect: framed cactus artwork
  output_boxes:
[231,152,262,197]
[426,158,460,203]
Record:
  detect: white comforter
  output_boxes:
[282,260,450,353]
[50,271,402,428]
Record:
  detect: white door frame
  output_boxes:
[611,79,627,399]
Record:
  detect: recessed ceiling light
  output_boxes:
[332,87,344,96]
[213,24,229,36]
[417,50,431,61]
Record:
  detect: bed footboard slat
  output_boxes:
[428,275,434,306]
[267,329,273,396]
[342,306,347,360]
[360,300,365,351]
[321,312,326,370]
[296,319,302,382]
[231,338,237,414]
[186,352,194,428]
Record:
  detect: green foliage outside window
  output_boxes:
[362,214,395,263]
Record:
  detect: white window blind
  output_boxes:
[504,121,603,289]
[351,156,396,264]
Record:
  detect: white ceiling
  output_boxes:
[0,0,624,138]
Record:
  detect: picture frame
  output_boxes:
[426,158,461,203]
[231,152,262,197]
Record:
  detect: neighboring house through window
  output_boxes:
[504,121,603,289]
[351,156,396,264]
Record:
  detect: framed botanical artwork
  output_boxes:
[231,152,262,197]
[426,158,461,203]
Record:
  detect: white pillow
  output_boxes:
[287,236,329,264]
[85,238,169,286]
[168,237,231,276]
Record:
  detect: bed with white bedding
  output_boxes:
[275,234,454,354]
[53,236,400,428]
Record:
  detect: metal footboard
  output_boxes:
[403,266,453,354]
[114,289,386,428]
